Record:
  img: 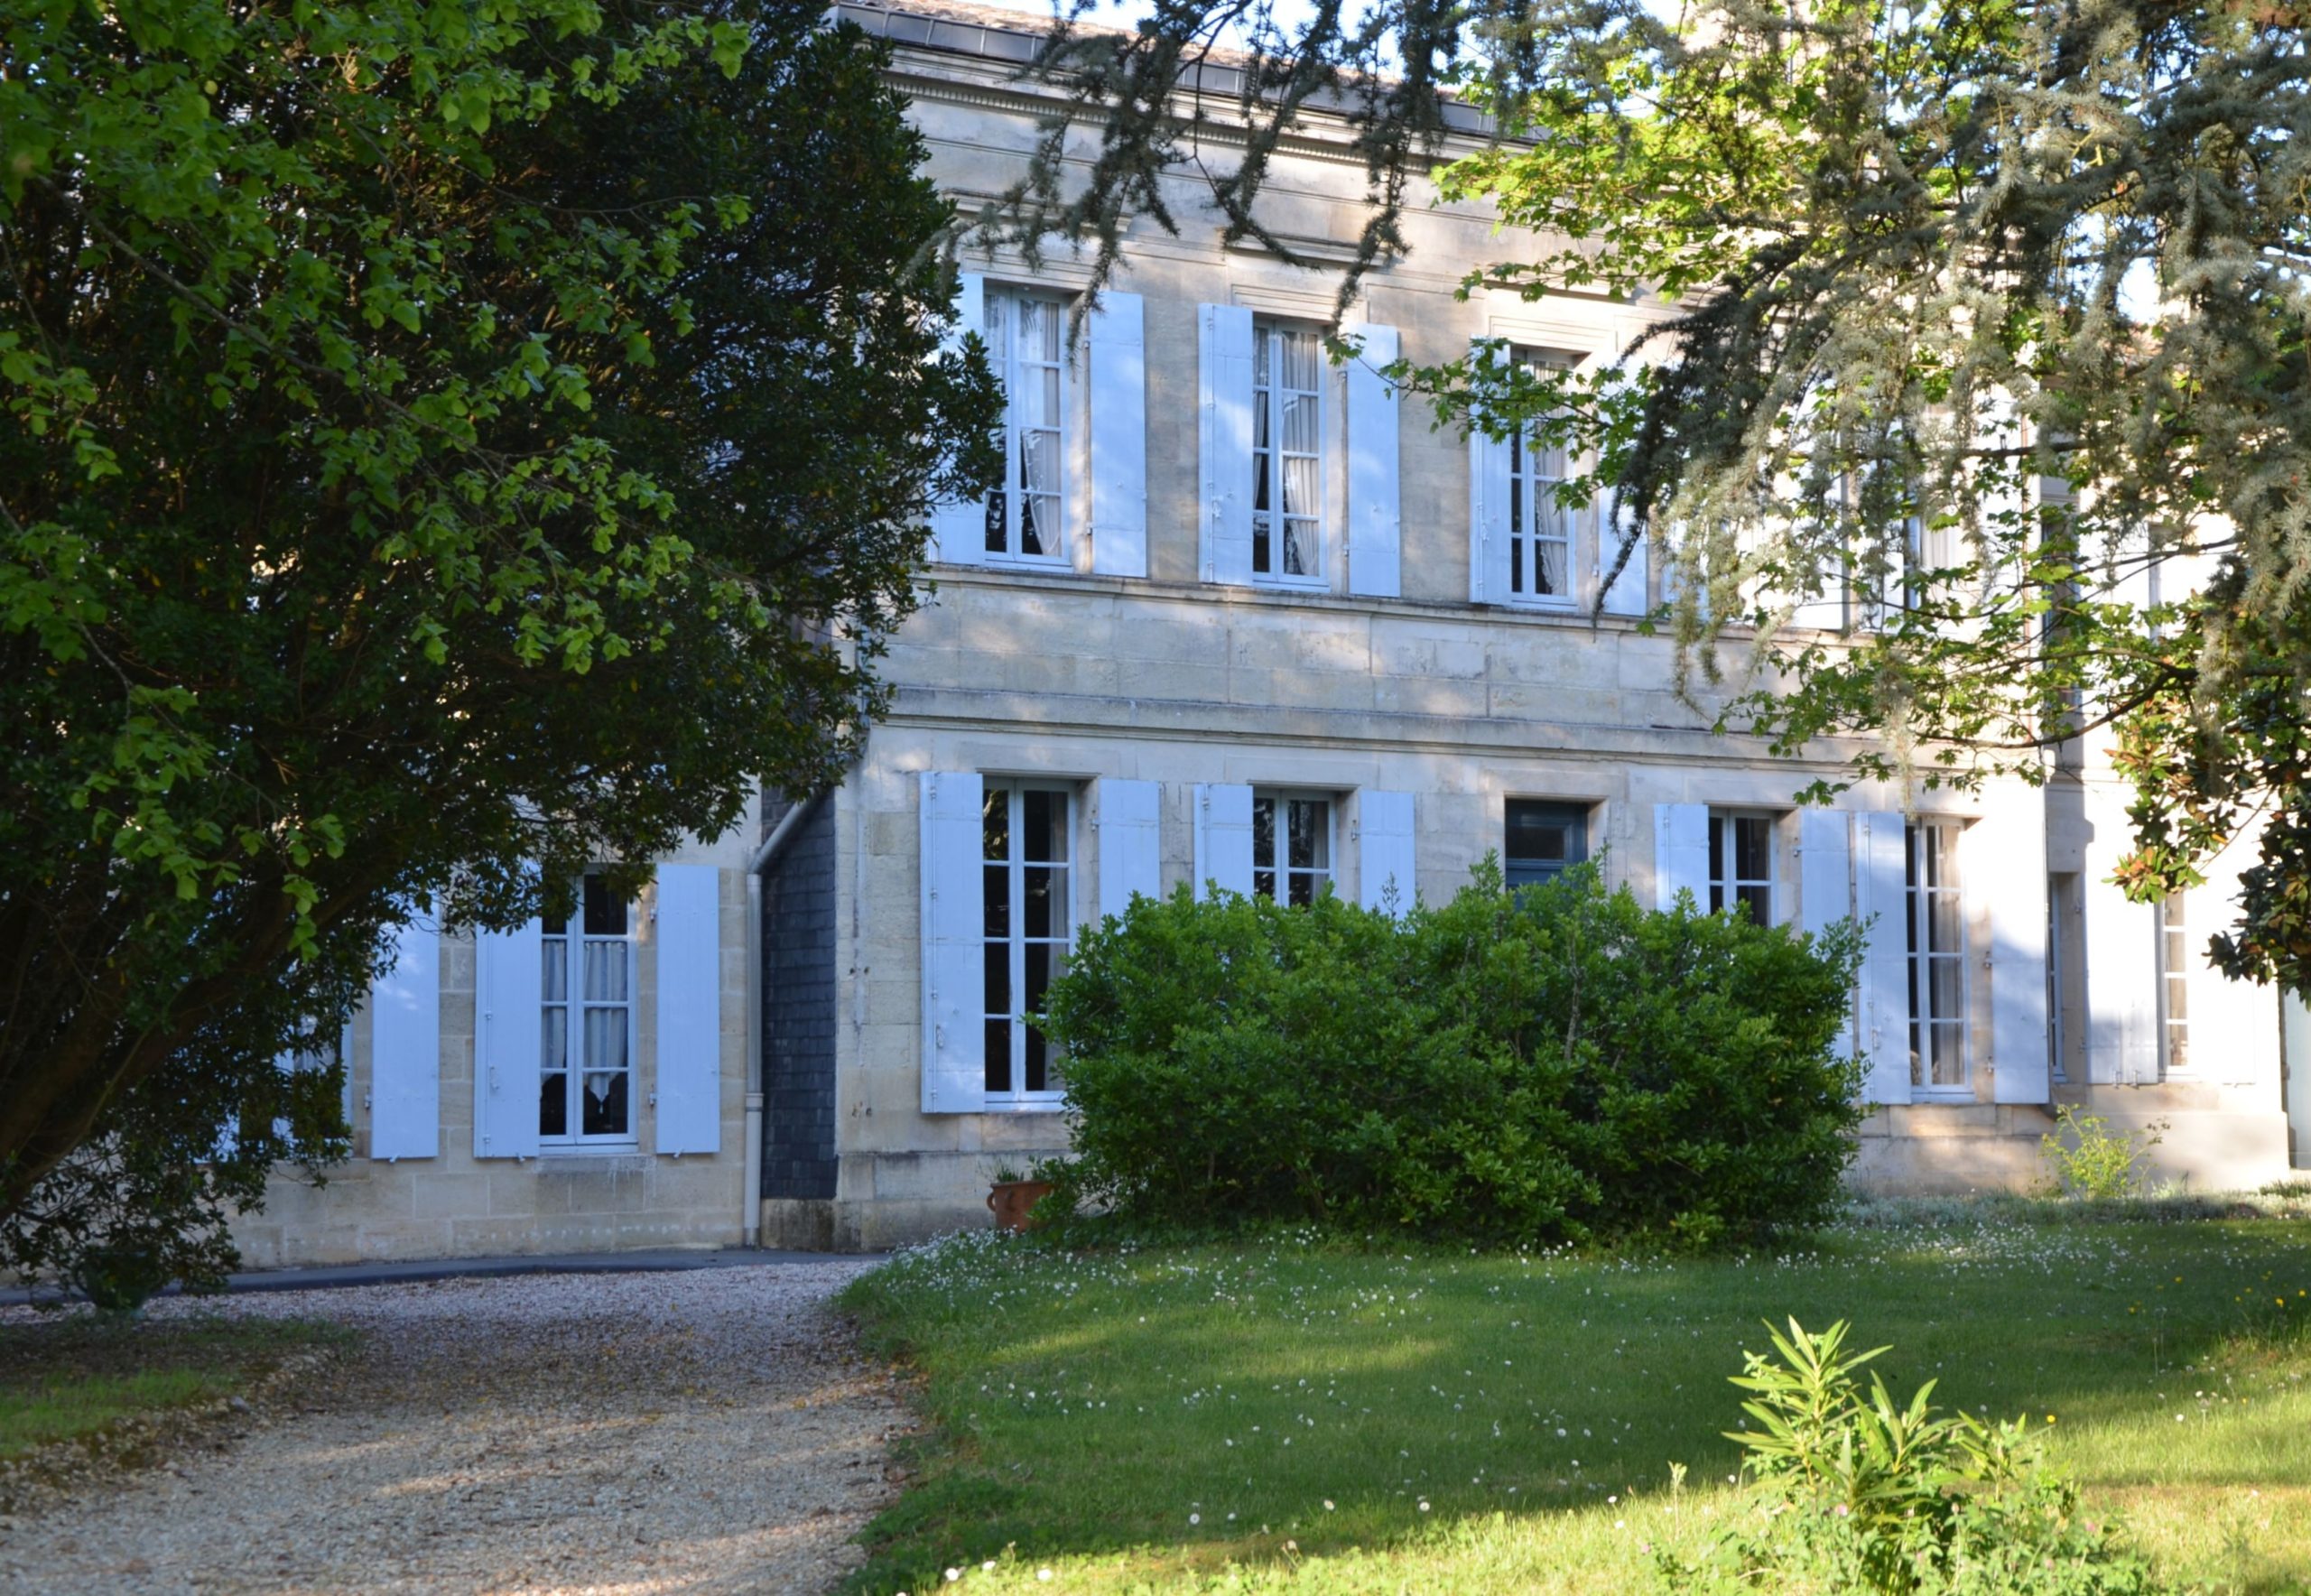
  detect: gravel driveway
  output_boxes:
[0,1260,906,1596]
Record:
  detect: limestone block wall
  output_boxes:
[233,829,756,1269]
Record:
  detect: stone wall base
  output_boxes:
[1849,1093,2291,1196]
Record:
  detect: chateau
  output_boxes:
[234,0,2306,1266]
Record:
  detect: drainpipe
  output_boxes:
[743,790,821,1249]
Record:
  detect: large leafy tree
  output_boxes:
[0,0,997,1286]
[1005,0,2309,987]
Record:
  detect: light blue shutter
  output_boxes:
[2085,887,2160,1086]
[1089,292,1148,578]
[1096,777,1161,918]
[1358,790,1416,917]
[1199,304,1256,586]
[1597,490,1649,616]
[473,917,543,1158]
[369,915,441,1160]
[2197,836,2274,1088]
[1193,783,1254,899]
[1853,812,1912,1104]
[1653,803,1709,911]
[1976,799,2050,1104]
[928,273,988,566]
[1343,322,1401,598]
[921,771,987,1113]
[1796,810,1859,1076]
[653,864,722,1154]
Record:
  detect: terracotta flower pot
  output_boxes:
[987,1178,1055,1233]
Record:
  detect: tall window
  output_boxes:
[983,784,1072,1104]
[1508,352,1576,604]
[1906,821,1967,1093]
[1505,800,1589,890]
[541,875,635,1143]
[1252,320,1323,582]
[984,290,1066,562]
[2159,889,2191,1074]
[1709,812,1776,923]
[1252,791,1332,905]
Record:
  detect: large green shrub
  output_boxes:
[1038,863,1865,1247]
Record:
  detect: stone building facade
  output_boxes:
[237,0,2306,1267]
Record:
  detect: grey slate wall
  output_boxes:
[760,793,838,1200]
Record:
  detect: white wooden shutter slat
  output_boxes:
[1096,778,1162,919]
[928,273,988,566]
[1652,803,1709,912]
[1853,812,1912,1104]
[1358,789,1416,917]
[1976,799,2051,1104]
[2080,801,2158,1084]
[1193,783,1255,899]
[920,771,987,1113]
[1200,304,1256,586]
[473,917,543,1159]
[369,914,441,1160]
[652,864,723,1155]
[1088,292,1148,578]
[1343,322,1402,598]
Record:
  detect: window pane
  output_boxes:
[539,1072,568,1138]
[1930,1022,1965,1086]
[984,942,1010,1016]
[1287,801,1322,870]
[1738,882,1771,923]
[2167,1031,2190,1072]
[582,940,627,1002]
[1025,1018,1050,1094]
[1023,790,1067,862]
[580,1069,627,1137]
[2165,979,2188,1023]
[1709,817,1726,882]
[984,489,1007,554]
[584,1006,627,1072]
[1287,870,1317,908]
[1024,942,1054,1012]
[1735,818,1772,881]
[541,938,567,1002]
[983,864,1009,937]
[1023,865,1056,937]
[583,877,626,936]
[1927,892,1961,956]
[1282,515,1314,577]
[1930,957,1963,1021]
[542,1015,567,1074]
[1255,869,1277,900]
[982,786,1010,861]
[984,1018,1011,1093]
[1252,797,1277,871]
[1506,802,1583,867]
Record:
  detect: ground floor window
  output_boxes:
[1708,812,1777,923]
[983,783,1072,1104]
[1253,791,1332,905]
[1907,821,1967,1093]
[2159,889,2191,1075]
[1505,800,1589,890]
[541,874,635,1143]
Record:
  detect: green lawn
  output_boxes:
[0,1312,349,1462]
[838,1202,2311,1594]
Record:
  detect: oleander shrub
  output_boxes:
[1037,861,1865,1248]
[1659,1319,2165,1594]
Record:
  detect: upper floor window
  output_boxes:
[985,289,1067,563]
[982,783,1072,1105]
[1253,790,1332,905]
[1506,800,1589,890]
[1509,351,1578,606]
[1709,812,1777,923]
[1253,320,1324,584]
[1906,821,1967,1095]
[541,874,636,1145]
[2158,889,2191,1074]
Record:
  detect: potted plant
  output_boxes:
[985,1160,1055,1233]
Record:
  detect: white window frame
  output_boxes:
[540,873,640,1148]
[983,286,1072,567]
[1251,318,1329,589]
[1506,348,1582,610]
[982,781,1074,1110]
[1707,810,1779,924]
[2158,888,2193,1077]
[1252,789,1334,905]
[1906,821,1971,1098]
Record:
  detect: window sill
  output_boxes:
[981,1101,1071,1116]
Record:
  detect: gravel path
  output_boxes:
[0,1261,907,1596]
